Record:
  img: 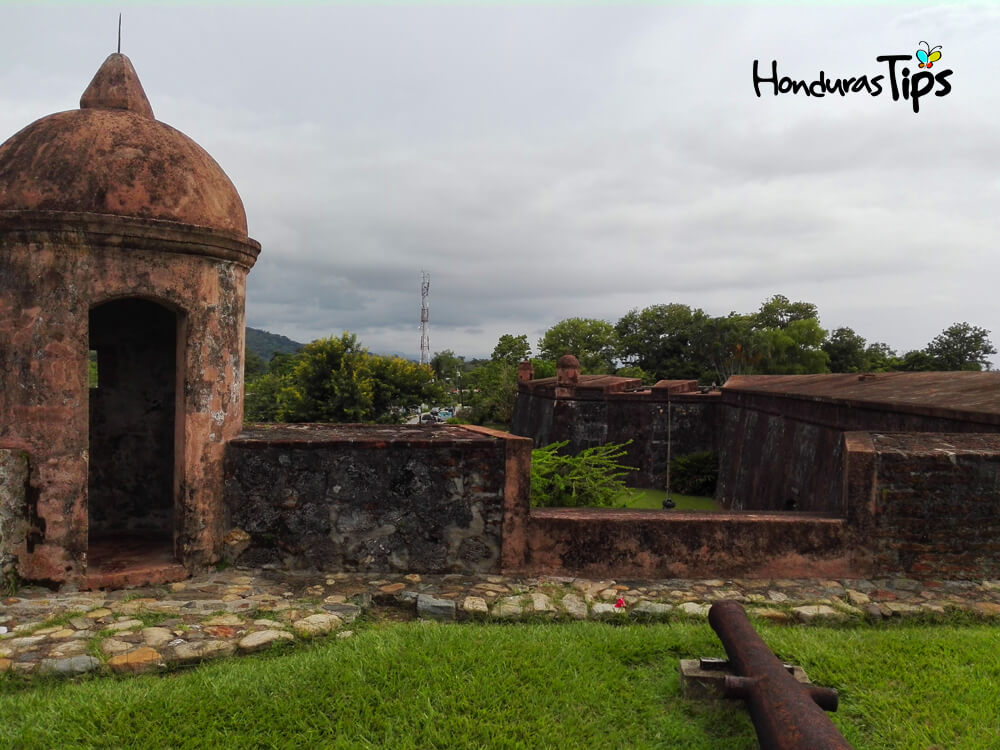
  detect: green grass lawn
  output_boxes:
[619,487,720,511]
[2,620,998,749]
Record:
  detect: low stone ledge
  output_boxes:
[523,509,859,580]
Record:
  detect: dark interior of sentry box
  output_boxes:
[88,298,178,580]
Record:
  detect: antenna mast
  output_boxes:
[419,271,431,365]
[117,13,122,53]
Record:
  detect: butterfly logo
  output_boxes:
[916,41,942,69]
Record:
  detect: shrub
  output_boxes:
[531,440,637,507]
[668,450,718,496]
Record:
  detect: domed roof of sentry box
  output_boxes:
[0,53,248,236]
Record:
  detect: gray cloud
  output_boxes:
[2,4,998,363]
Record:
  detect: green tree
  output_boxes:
[268,351,298,376]
[614,303,710,381]
[430,349,465,380]
[530,440,636,508]
[368,355,448,423]
[244,373,287,422]
[668,451,719,496]
[458,333,545,425]
[245,332,445,424]
[758,317,829,374]
[892,350,937,372]
[464,360,519,425]
[672,296,832,382]
[530,358,556,379]
[538,318,617,374]
[865,342,897,372]
[88,350,99,388]
[244,349,268,378]
[276,333,374,422]
[924,322,996,371]
[692,313,763,383]
[755,294,819,329]
[823,327,869,373]
[700,295,829,376]
[492,334,531,364]
[615,365,652,383]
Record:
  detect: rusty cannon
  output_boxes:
[707,600,854,750]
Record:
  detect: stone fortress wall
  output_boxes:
[511,361,1000,580]
[510,371,719,488]
[3,52,999,588]
[223,424,531,575]
[6,344,1000,584]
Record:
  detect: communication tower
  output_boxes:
[420,271,430,365]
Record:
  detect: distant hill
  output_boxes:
[246,327,424,363]
[378,351,421,362]
[246,327,304,361]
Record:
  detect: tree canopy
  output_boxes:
[528,298,994,392]
[613,296,829,382]
[924,322,997,371]
[244,349,268,378]
[492,334,531,365]
[461,334,552,426]
[615,303,709,381]
[754,294,818,329]
[692,312,761,383]
[464,360,519,425]
[540,296,993,386]
[823,328,897,373]
[430,349,465,380]
[244,298,996,431]
[823,327,869,373]
[757,317,829,374]
[538,318,617,374]
[244,332,446,424]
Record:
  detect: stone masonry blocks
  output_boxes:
[0,448,29,584]
[224,424,532,575]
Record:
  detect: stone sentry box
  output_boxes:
[224,424,531,574]
[0,53,260,586]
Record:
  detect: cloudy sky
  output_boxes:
[2,2,998,363]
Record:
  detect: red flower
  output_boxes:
[614,597,626,609]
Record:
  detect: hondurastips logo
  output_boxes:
[753,42,953,113]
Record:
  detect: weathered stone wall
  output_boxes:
[0,449,28,586]
[843,432,1000,579]
[511,389,555,446]
[716,389,1000,514]
[0,213,257,583]
[512,388,719,487]
[715,404,846,513]
[522,508,860,579]
[519,427,1000,579]
[224,424,531,574]
[511,373,1000,580]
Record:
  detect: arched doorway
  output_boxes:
[88,298,181,576]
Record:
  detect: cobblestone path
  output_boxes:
[2,569,999,678]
